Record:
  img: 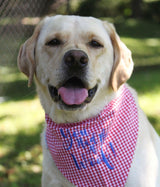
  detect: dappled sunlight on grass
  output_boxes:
[0,99,44,186]
[129,68,160,135]
[0,99,44,134]
[0,66,26,83]
[139,92,160,135]
[116,19,160,67]
[139,91,160,115]
[121,37,160,66]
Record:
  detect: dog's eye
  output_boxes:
[89,40,103,48]
[46,38,62,47]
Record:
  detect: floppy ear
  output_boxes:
[103,22,134,91]
[17,22,42,87]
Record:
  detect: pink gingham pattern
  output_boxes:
[46,85,139,187]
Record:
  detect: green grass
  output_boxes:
[0,99,44,187]
[0,19,160,186]
[116,19,160,66]
[121,37,160,66]
[128,68,160,134]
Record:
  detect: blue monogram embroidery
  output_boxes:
[60,129,73,150]
[60,128,116,170]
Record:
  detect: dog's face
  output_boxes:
[18,15,133,119]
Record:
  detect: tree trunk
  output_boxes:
[66,0,71,14]
[131,0,143,18]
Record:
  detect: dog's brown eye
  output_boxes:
[46,38,62,47]
[89,40,103,48]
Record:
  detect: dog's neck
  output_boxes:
[36,77,122,124]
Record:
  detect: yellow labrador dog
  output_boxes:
[18,15,160,187]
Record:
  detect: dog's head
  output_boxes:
[18,15,133,117]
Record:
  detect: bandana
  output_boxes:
[45,85,139,187]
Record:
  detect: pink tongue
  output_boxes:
[58,87,88,105]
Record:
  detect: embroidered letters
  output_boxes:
[60,128,116,170]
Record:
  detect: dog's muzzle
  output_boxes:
[48,77,97,110]
[48,50,98,110]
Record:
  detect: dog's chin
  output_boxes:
[48,77,98,111]
[57,101,87,111]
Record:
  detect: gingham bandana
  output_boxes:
[46,85,139,187]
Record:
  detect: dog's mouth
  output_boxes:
[48,77,97,110]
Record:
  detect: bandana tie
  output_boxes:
[46,85,139,187]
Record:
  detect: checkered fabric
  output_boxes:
[45,85,139,187]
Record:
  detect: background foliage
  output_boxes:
[0,0,160,186]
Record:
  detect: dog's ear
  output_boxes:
[103,22,134,91]
[17,21,43,87]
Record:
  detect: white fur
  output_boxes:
[18,15,160,187]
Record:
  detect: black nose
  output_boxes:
[64,50,88,69]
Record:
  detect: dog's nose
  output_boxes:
[64,50,88,69]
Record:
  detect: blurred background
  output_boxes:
[0,0,160,186]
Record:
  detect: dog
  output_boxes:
[18,15,160,187]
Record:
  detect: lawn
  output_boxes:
[0,19,160,186]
